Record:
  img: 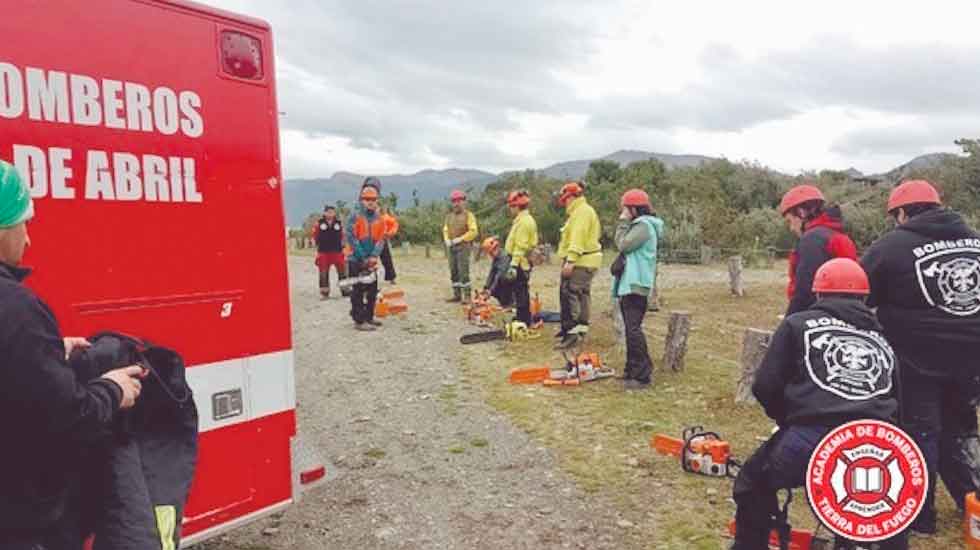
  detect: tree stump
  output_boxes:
[728,256,745,297]
[735,328,773,403]
[663,311,691,372]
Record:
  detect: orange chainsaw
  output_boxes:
[508,352,615,387]
[463,292,502,326]
[651,426,741,478]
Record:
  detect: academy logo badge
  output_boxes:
[914,244,980,317]
[807,420,928,542]
[803,321,895,401]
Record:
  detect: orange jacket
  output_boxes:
[382,213,399,239]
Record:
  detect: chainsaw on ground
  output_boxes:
[459,320,540,345]
[651,426,741,478]
[507,352,615,386]
[463,292,502,327]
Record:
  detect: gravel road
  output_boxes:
[204,254,629,550]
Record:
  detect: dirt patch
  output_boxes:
[202,251,630,549]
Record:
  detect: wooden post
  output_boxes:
[736,328,772,403]
[700,245,714,265]
[728,256,745,297]
[425,245,431,259]
[663,311,691,372]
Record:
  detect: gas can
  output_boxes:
[965,491,980,548]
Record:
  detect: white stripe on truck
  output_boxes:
[185,350,296,433]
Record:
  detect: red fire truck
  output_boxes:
[1,0,323,544]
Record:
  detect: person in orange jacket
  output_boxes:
[380,207,399,285]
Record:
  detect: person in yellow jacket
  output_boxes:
[442,189,479,302]
[504,190,539,325]
[555,181,602,349]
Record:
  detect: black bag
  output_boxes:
[610,252,626,277]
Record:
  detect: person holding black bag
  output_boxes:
[612,189,664,390]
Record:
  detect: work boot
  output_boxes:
[554,334,579,350]
[354,322,376,332]
[462,289,472,304]
[446,288,462,303]
[367,319,383,327]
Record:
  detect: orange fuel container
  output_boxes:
[965,492,980,548]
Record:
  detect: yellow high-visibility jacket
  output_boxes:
[557,196,602,269]
[442,210,479,243]
[505,210,539,270]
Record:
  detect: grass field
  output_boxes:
[435,250,966,550]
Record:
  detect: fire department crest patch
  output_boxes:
[803,322,896,401]
[806,420,928,542]
[915,246,980,316]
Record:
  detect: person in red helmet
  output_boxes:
[860,179,980,533]
[779,184,857,315]
[612,189,664,389]
[504,190,538,325]
[442,189,479,303]
[346,185,387,331]
[731,258,904,550]
[555,181,602,349]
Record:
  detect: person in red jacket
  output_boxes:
[779,184,857,315]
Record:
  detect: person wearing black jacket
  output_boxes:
[860,179,980,533]
[0,160,143,550]
[312,205,346,299]
[481,236,516,308]
[731,258,905,550]
[779,185,858,316]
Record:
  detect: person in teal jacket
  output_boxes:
[613,189,664,389]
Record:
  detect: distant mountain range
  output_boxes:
[282,150,959,226]
[282,150,716,226]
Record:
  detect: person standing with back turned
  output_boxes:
[861,179,980,533]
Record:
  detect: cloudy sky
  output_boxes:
[211,0,979,179]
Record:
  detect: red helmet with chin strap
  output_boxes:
[887,179,941,213]
[812,258,870,295]
[450,189,466,202]
[779,185,825,215]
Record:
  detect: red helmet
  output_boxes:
[812,258,870,295]
[507,189,530,207]
[621,188,651,208]
[360,186,379,200]
[887,179,941,213]
[557,181,584,207]
[779,185,825,215]
[450,189,466,202]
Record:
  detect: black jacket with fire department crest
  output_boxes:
[753,297,898,427]
[860,208,980,379]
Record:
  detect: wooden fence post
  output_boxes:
[663,311,691,372]
[735,328,772,403]
[425,245,431,259]
[728,256,745,297]
[700,245,714,265]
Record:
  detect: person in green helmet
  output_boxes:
[0,160,145,548]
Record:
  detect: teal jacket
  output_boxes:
[614,215,664,297]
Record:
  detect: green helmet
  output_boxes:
[0,160,33,229]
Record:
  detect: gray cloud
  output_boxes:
[590,36,980,134]
[831,116,979,157]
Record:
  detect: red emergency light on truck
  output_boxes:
[1,0,323,544]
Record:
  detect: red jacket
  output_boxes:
[786,208,857,315]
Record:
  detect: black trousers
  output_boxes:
[619,294,652,384]
[899,363,980,528]
[349,261,378,323]
[380,242,396,282]
[513,267,531,325]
